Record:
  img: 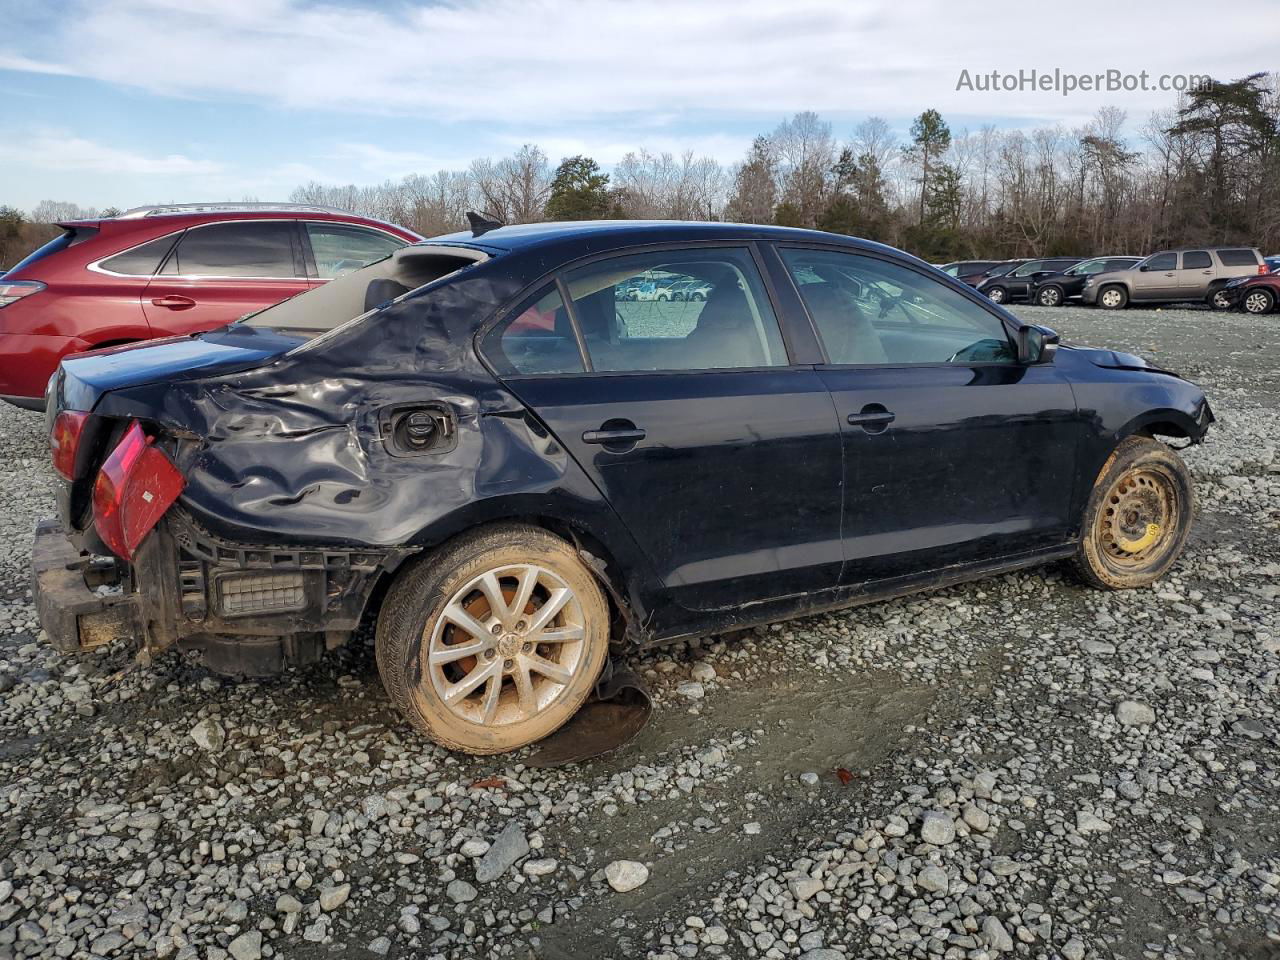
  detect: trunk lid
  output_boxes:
[52,325,305,415]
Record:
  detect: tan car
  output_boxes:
[1082,246,1267,309]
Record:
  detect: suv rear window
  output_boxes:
[168,221,298,278]
[5,227,98,275]
[98,235,179,276]
[1217,248,1261,266]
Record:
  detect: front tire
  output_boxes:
[1243,288,1275,315]
[1037,285,1064,307]
[1098,285,1128,310]
[1074,436,1193,590]
[986,286,1007,304]
[375,524,610,755]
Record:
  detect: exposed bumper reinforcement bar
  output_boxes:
[31,518,139,653]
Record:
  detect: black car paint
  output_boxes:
[1029,258,1141,305]
[46,222,1213,661]
[977,258,1084,303]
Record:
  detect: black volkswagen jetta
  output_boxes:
[35,220,1213,755]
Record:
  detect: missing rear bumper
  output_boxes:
[31,519,138,653]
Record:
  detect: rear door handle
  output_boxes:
[583,428,646,445]
[150,295,196,310]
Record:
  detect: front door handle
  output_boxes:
[583,428,646,445]
[150,295,196,310]
[847,407,895,433]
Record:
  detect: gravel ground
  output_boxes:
[1,303,1278,960]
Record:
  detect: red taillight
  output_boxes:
[92,421,185,561]
[50,410,90,480]
[1260,264,1269,275]
[0,280,45,308]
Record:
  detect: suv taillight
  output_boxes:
[0,280,46,308]
[1260,264,1269,275]
[92,421,184,561]
[50,411,90,480]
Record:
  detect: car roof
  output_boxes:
[427,219,908,258]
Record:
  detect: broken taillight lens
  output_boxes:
[92,421,185,561]
[50,410,90,480]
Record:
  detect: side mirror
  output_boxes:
[1018,324,1060,364]
[1138,264,1151,272]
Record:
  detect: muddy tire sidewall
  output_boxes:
[1074,436,1194,590]
[375,525,610,755]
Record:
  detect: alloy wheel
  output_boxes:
[1038,287,1061,306]
[1244,291,1272,314]
[426,564,586,727]
[1212,290,1232,309]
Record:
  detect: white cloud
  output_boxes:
[3,0,1274,127]
[0,130,222,176]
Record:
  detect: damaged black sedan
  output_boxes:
[34,220,1214,755]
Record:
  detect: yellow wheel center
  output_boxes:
[1116,521,1161,554]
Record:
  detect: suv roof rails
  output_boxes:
[116,202,353,219]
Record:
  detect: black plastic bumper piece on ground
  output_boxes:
[31,518,139,653]
[525,658,652,767]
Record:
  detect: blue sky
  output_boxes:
[1,0,1276,212]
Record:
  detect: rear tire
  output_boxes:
[1098,285,1128,310]
[375,523,610,755]
[1073,436,1193,590]
[1243,288,1275,315]
[1036,285,1064,307]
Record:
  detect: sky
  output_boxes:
[1,0,1277,213]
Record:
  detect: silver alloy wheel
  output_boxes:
[1212,289,1232,309]
[988,287,1005,303]
[1101,288,1124,308]
[1244,291,1272,314]
[426,564,586,727]
[1038,286,1061,306]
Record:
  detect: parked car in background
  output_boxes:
[1081,247,1268,310]
[666,279,711,301]
[1264,255,1280,273]
[1218,272,1280,314]
[939,260,1003,285]
[34,219,1213,756]
[977,257,1084,304]
[1028,256,1142,307]
[0,203,421,408]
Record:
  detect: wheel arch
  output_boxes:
[390,493,656,642]
[1114,408,1201,445]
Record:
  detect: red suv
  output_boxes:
[0,204,421,408]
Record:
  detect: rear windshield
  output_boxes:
[5,227,97,275]
[1217,248,1260,266]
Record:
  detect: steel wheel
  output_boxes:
[1244,290,1274,314]
[428,564,586,727]
[1074,436,1193,590]
[1094,468,1177,569]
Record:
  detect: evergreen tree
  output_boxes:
[545,156,612,220]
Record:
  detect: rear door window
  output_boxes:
[1182,251,1212,269]
[562,248,788,373]
[1217,248,1261,267]
[304,223,406,279]
[98,235,179,276]
[168,221,298,278]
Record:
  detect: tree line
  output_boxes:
[4,72,1277,269]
